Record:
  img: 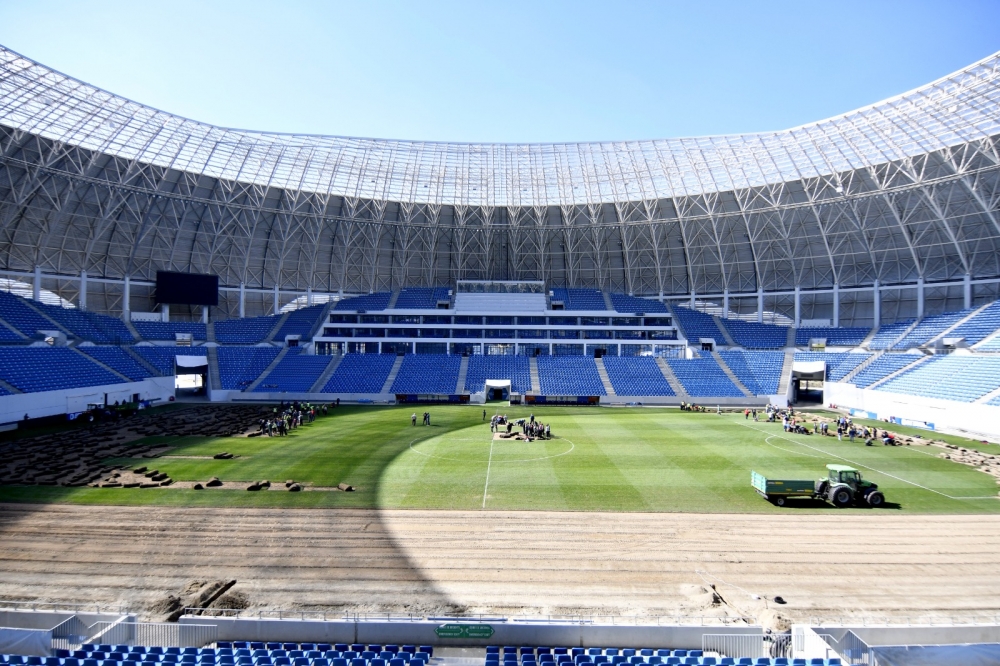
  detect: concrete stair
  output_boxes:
[309,354,342,393]
[19,299,73,337]
[928,301,992,345]
[785,326,796,348]
[867,354,931,390]
[205,322,216,343]
[975,384,1000,405]
[0,377,23,394]
[266,312,291,341]
[655,357,688,398]
[0,316,27,339]
[205,346,223,392]
[305,302,335,340]
[858,326,880,349]
[712,315,738,346]
[594,357,616,395]
[72,347,130,382]
[975,329,1000,350]
[843,351,882,384]
[123,346,163,376]
[245,347,289,393]
[386,289,400,309]
[777,349,795,396]
[381,355,405,393]
[528,357,541,394]
[602,291,615,311]
[883,318,922,350]
[455,355,469,393]
[712,351,753,397]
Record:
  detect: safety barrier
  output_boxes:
[86,622,218,648]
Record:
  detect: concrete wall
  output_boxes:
[0,377,175,426]
[824,382,1000,441]
[815,624,1000,647]
[217,391,396,404]
[180,617,761,649]
[0,609,130,631]
[603,396,770,407]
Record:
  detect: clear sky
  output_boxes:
[0,0,998,143]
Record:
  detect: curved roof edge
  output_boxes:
[0,44,998,206]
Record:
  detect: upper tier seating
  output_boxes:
[464,355,532,394]
[718,351,784,395]
[867,319,916,350]
[334,293,392,311]
[602,356,675,396]
[670,306,724,342]
[322,353,396,393]
[850,353,922,388]
[946,300,1000,345]
[0,321,22,341]
[551,288,607,310]
[892,309,973,350]
[79,346,155,381]
[794,326,869,347]
[877,354,1000,403]
[217,346,281,391]
[272,305,328,341]
[214,315,279,344]
[33,300,134,343]
[722,320,788,349]
[252,349,332,393]
[390,354,461,393]
[0,347,123,393]
[394,287,450,309]
[131,346,193,375]
[609,294,668,313]
[133,321,207,341]
[0,290,60,337]
[988,393,1000,407]
[793,351,871,382]
[978,334,1000,351]
[667,357,743,397]
[537,356,606,395]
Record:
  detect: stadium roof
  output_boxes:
[2,45,999,207]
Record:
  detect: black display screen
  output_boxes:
[155,271,219,306]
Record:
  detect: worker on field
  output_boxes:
[411,413,417,426]
[483,409,487,421]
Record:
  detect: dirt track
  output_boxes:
[1,503,999,625]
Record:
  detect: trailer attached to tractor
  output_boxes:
[751,464,885,508]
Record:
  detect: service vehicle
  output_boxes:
[751,464,885,507]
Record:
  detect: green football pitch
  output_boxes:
[2,404,999,513]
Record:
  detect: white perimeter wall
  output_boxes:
[0,376,175,425]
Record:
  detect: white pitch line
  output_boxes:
[737,419,997,501]
[481,405,501,509]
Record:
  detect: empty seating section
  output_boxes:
[0,347,123,393]
[892,309,972,349]
[214,315,279,344]
[877,355,1000,402]
[718,351,783,395]
[0,290,59,337]
[670,306,724,342]
[609,293,667,313]
[602,356,675,396]
[989,393,1000,406]
[795,326,868,347]
[132,346,190,375]
[850,354,921,388]
[722,321,787,349]
[133,321,207,341]
[79,346,154,380]
[394,287,450,309]
[465,355,532,393]
[551,288,607,310]
[947,300,1000,344]
[252,350,332,392]
[334,292,392,311]
[33,300,134,343]
[867,319,915,350]
[272,305,328,341]
[217,346,281,390]
[826,352,871,381]
[979,334,1000,351]
[323,353,396,393]
[38,643,436,666]
[390,354,461,393]
[0,322,22,341]
[667,357,743,397]
[482,645,840,666]
[537,356,606,395]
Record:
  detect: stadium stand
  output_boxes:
[464,355,532,394]
[322,353,396,393]
[0,347,123,392]
[334,292,392,311]
[252,349,332,393]
[722,320,788,349]
[217,346,281,391]
[394,287,450,309]
[945,300,1000,344]
[794,326,869,347]
[866,318,916,350]
[0,289,60,337]
[79,346,155,381]
[602,356,675,396]
[718,350,784,395]
[669,306,724,342]
[667,357,743,397]
[42,644,438,666]
[214,315,279,344]
[33,300,134,343]
[0,321,22,341]
[131,346,191,376]
[609,293,668,313]
[979,334,1000,351]
[794,350,871,381]
[272,305,328,341]
[876,354,1000,403]
[551,288,607,310]
[537,356,606,395]
[850,353,922,388]
[891,309,973,350]
[480,645,839,666]
[133,321,207,341]
[390,354,461,393]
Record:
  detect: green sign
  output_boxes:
[434,623,495,639]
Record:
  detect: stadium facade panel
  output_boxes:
[0,45,999,322]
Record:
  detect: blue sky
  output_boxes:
[1,0,998,143]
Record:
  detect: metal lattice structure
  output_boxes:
[1,44,999,321]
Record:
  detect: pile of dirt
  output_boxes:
[147,579,239,622]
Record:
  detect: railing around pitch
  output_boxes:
[819,631,872,665]
[86,622,218,648]
[51,615,91,652]
[701,634,791,659]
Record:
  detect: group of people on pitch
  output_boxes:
[258,400,327,437]
[489,413,551,440]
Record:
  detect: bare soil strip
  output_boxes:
[1,503,998,624]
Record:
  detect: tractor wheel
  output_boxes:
[830,487,852,507]
[867,491,885,507]
[774,497,786,507]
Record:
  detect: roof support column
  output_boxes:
[917,277,925,319]
[723,289,730,319]
[833,284,840,328]
[239,282,245,318]
[964,273,972,310]
[122,276,130,321]
[307,286,313,307]
[690,291,696,308]
[202,306,208,324]
[757,288,764,324]
[873,280,881,329]
[33,265,41,302]
[794,286,801,328]
[273,284,280,316]
[79,270,87,311]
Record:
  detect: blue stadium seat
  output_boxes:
[877,354,1000,402]
[602,356,675,396]
[723,320,788,349]
[465,355,532,393]
[669,306,724,343]
[718,350,784,395]
[390,354,461,393]
[334,293,392,312]
[795,326,869,347]
[0,347,125,393]
[609,294,667,313]
[252,348,333,392]
[215,315,281,344]
[537,356,606,395]
[272,304,329,340]
[218,346,282,390]
[322,353,397,393]
[892,309,974,349]
[133,321,207,341]
[851,353,921,388]
[667,357,743,397]
[79,346,155,380]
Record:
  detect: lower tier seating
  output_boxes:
[323,354,396,393]
[722,321,788,349]
[718,351,783,395]
[0,347,124,393]
[465,355,532,394]
[252,349,332,392]
[390,354,461,393]
[850,354,922,388]
[667,357,743,397]
[79,346,154,381]
[669,306,724,342]
[602,356,675,396]
[537,356,606,395]
[876,354,1000,402]
[218,346,281,390]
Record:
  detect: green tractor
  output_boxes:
[752,464,886,507]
